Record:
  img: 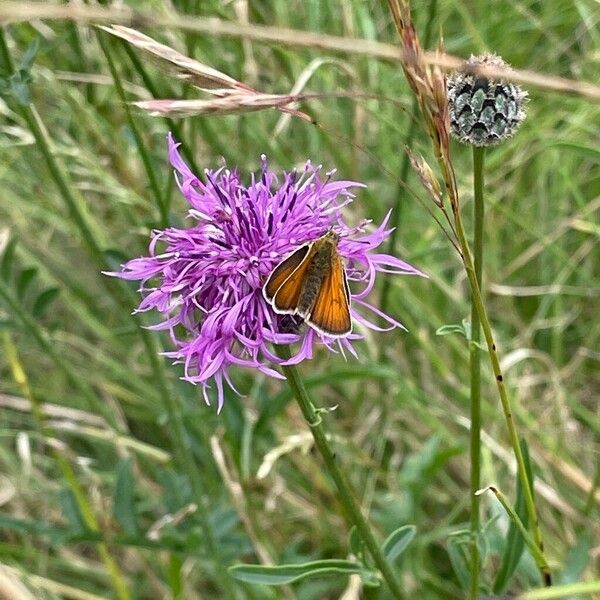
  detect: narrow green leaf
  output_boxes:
[31,287,60,318]
[447,537,470,591]
[0,513,202,556]
[20,38,40,71]
[16,267,38,299]
[0,237,17,280]
[11,78,31,105]
[168,554,184,600]
[348,526,363,558]
[480,485,548,574]
[58,489,87,536]
[383,525,416,562]
[493,439,534,593]
[229,559,377,586]
[519,580,600,600]
[560,532,591,585]
[113,458,139,536]
[0,512,66,538]
[549,141,600,162]
[435,323,466,337]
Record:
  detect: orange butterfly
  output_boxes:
[263,231,352,337]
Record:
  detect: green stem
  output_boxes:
[2,332,132,600]
[275,345,405,600]
[96,32,168,226]
[452,202,551,586]
[481,486,549,574]
[469,146,485,599]
[0,28,235,596]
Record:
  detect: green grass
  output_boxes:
[0,0,599,598]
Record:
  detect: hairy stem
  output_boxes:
[275,345,405,600]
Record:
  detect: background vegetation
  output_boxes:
[0,0,598,598]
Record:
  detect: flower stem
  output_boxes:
[451,200,552,586]
[469,146,485,599]
[2,332,132,600]
[275,345,405,600]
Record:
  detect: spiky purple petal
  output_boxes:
[106,134,426,410]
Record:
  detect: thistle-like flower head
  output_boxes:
[447,53,527,146]
[107,134,425,411]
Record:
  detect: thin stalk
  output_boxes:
[2,332,132,600]
[452,203,551,586]
[469,146,485,599]
[96,32,168,226]
[380,0,438,315]
[0,28,235,596]
[382,1,549,583]
[120,43,201,174]
[275,345,405,600]
[478,486,549,575]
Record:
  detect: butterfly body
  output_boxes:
[263,231,352,337]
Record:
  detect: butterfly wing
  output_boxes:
[263,244,310,303]
[264,244,316,314]
[307,252,352,337]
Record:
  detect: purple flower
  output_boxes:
[106,134,426,411]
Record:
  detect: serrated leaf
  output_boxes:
[493,439,534,593]
[114,458,139,536]
[16,267,38,299]
[0,236,17,280]
[229,559,377,586]
[383,525,416,562]
[31,287,60,318]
